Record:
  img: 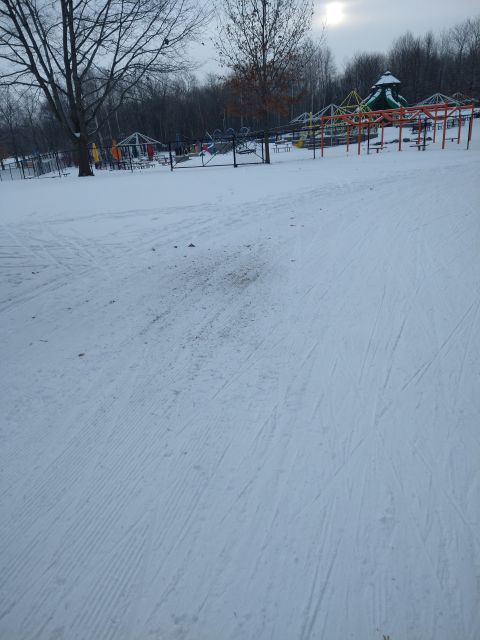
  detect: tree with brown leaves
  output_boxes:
[215,0,313,164]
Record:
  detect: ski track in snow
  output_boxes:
[1,143,480,640]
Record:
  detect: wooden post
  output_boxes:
[398,106,403,152]
[467,105,474,150]
[357,119,362,155]
[232,133,237,167]
[433,108,437,143]
[381,121,384,148]
[321,117,325,158]
[346,124,350,152]
[457,108,462,145]
[417,115,422,146]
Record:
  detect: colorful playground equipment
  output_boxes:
[289,70,478,153]
[295,101,475,157]
[111,139,121,161]
[290,89,371,130]
[89,132,168,170]
[290,71,408,131]
[291,90,374,148]
[363,71,408,110]
[116,132,162,160]
[292,73,478,130]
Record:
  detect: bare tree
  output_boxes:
[443,16,480,96]
[0,0,205,176]
[298,37,334,113]
[0,87,24,162]
[339,52,386,99]
[215,0,313,163]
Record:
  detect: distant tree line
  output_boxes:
[0,13,479,162]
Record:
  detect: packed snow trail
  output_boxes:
[1,143,480,640]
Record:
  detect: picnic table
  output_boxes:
[274,143,291,153]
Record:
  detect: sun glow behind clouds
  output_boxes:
[320,2,346,27]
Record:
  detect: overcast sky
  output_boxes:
[191,0,479,78]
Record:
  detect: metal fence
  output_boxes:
[0,151,73,181]
[167,129,265,169]
[1,107,477,182]
[167,107,477,169]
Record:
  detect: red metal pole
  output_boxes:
[457,107,462,144]
[357,119,362,155]
[433,108,437,143]
[442,103,448,149]
[381,122,384,148]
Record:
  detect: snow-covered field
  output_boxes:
[1,130,480,640]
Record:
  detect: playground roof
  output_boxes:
[414,93,462,106]
[375,71,401,86]
[117,132,162,147]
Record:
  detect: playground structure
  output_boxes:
[287,70,480,154]
[86,125,265,172]
[451,92,478,106]
[290,90,368,127]
[415,92,463,106]
[290,101,476,157]
[116,132,164,160]
[79,71,480,173]
[290,71,479,130]
[363,71,408,110]
[414,92,478,107]
[291,91,374,149]
[86,132,170,171]
[166,99,475,172]
[290,72,409,147]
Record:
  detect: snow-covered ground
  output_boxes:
[1,128,480,640]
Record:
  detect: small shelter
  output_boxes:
[363,71,408,110]
[116,132,163,160]
[451,92,478,106]
[415,92,478,107]
[415,93,462,106]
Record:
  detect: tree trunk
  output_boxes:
[263,129,270,164]
[75,136,94,177]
